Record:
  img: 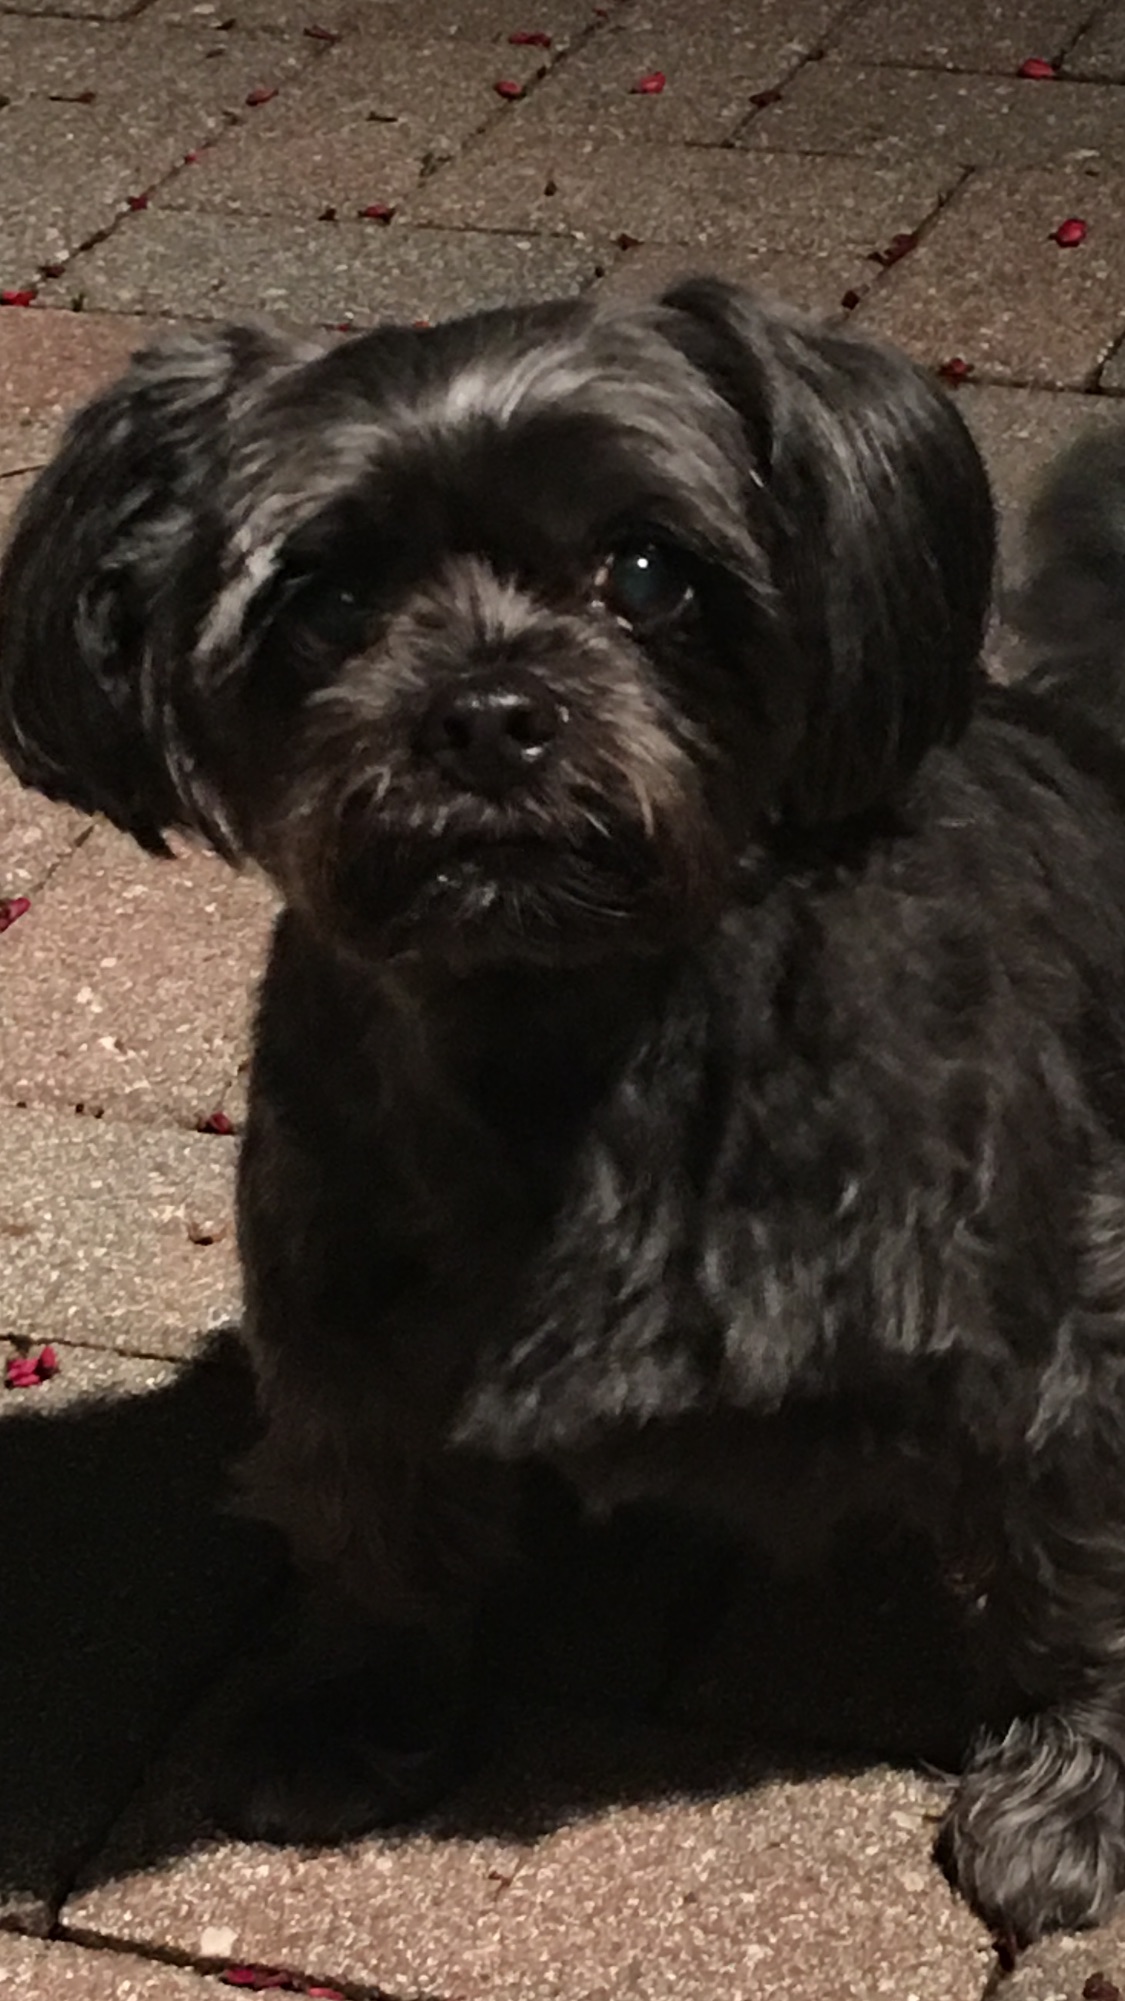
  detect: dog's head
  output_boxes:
[0,280,993,968]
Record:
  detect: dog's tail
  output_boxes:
[1016,427,1125,734]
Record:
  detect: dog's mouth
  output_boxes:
[325,815,677,966]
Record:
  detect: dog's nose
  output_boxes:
[419,685,561,795]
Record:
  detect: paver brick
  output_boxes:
[741,64,1125,166]
[0,822,277,1129]
[403,131,957,257]
[0,471,33,546]
[45,209,612,324]
[67,1704,992,2001]
[0,762,87,897]
[506,1,833,147]
[1063,3,1125,82]
[593,238,872,316]
[148,0,609,37]
[0,1935,226,1997]
[0,1104,241,1355]
[0,24,314,285]
[1102,338,1125,392]
[1003,1921,1125,1996]
[0,307,159,472]
[827,0,1095,72]
[157,33,551,221]
[0,15,312,104]
[1,812,276,1128]
[856,165,1125,388]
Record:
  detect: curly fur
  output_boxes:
[4,277,1125,1943]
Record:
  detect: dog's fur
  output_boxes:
[5,278,1125,1945]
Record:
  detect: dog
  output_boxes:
[4,276,1125,1948]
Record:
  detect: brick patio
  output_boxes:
[3,1,1125,1994]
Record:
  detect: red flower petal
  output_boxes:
[220,1972,294,1993]
[245,86,278,107]
[303,22,341,39]
[0,895,31,930]
[868,229,918,269]
[494,78,525,98]
[0,290,35,307]
[936,356,973,384]
[198,1109,234,1135]
[35,1346,59,1380]
[5,1358,40,1389]
[358,202,396,222]
[840,288,860,310]
[630,70,666,94]
[1018,56,1056,78]
[1053,216,1087,247]
[126,192,149,211]
[412,318,432,329]
[305,1990,346,2000]
[509,29,552,46]
[183,150,200,164]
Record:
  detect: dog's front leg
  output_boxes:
[217,1370,512,1844]
[937,1449,1125,1945]
[213,1079,517,1844]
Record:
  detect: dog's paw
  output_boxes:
[936,1714,1125,1944]
[213,1663,472,1845]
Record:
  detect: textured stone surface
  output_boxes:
[829,0,1094,71]
[742,64,1125,166]
[0,763,88,896]
[856,165,1125,387]
[0,308,156,471]
[593,238,872,315]
[1004,1924,1125,1996]
[0,1936,224,1997]
[68,1707,992,2000]
[0,1332,272,1927]
[1065,3,1125,82]
[0,823,277,1127]
[0,1106,241,1355]
[46,210,610,324]
[0,15,312,105]
[148,0,607,37]
[1103,339,1125,391]
[0,469,33,536]
[0,24,314,284]
[405,132,956,257]
[508,1,833,146]
[157,33,549,220]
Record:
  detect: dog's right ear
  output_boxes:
[0,323,307,855]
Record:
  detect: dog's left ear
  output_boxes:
[0,323,309,856]
[660,278,996,826]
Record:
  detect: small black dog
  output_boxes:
[4,278,1125,1947]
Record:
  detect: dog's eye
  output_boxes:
[289,576,371,655]
[596,544,694,630]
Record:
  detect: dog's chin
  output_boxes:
[323,830,713,971]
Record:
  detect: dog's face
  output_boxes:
[0,281,994,969]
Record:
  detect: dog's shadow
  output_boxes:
[0,1337,977,1905]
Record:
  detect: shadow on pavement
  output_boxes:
[0,1334,280,1920]
[0,1337,979,1894]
